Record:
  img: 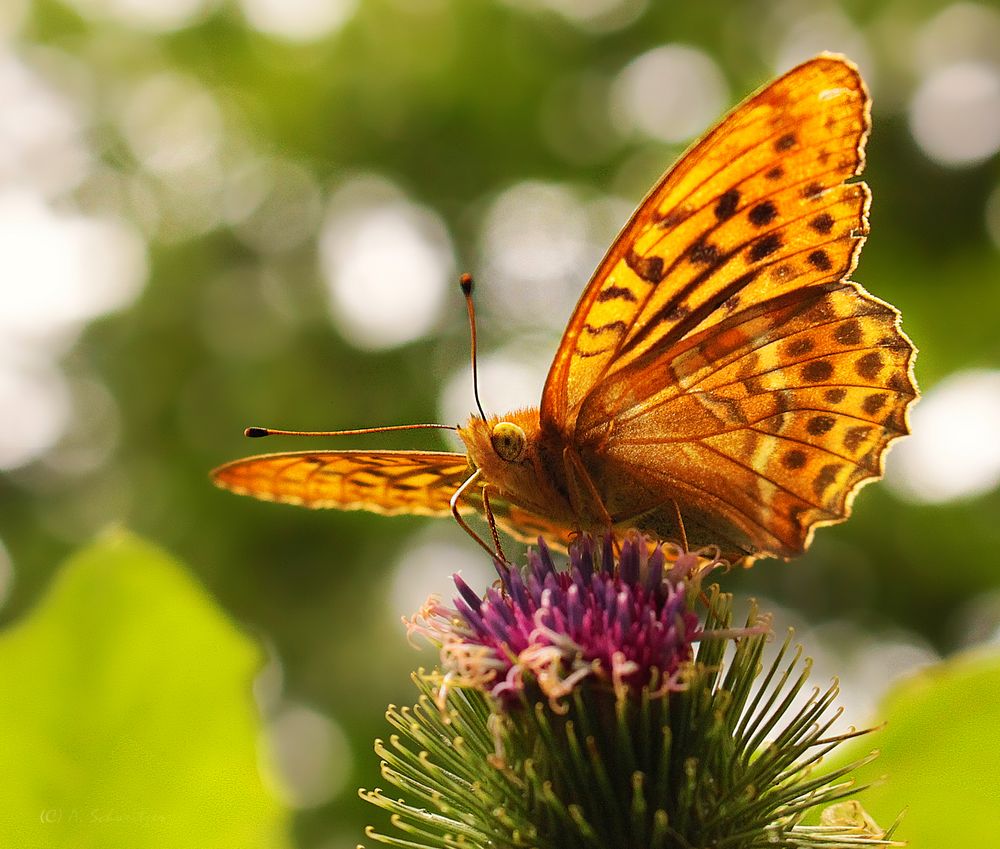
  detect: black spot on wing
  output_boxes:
[855,352,883,381]
[802,360,834,382]
[626,250,666,283]
[583,320,628,337]
[714,188,741,221]
[810,213,835,234]
[597,285,638,303]
[575,343,615,359]
[862,393,887,415]
[807,250,832,271]
[783,337,814,357]
[806,415,835,436]
[688,239,722,266]
[748,201,777,227]
[812,463,841,499]
[802,182,825,201]
[655,205,693,228]
[834,320,862,346]
[887,372,913,394]
[782,449,807,469]
[843,426,872,453]
[748,233,782,262]
[775,132,797,151]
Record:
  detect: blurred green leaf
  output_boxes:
[0,531,289,849]
[832,650,1000,845]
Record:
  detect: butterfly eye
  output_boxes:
[490,422,526,462]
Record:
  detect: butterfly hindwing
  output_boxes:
[586,282,915,557]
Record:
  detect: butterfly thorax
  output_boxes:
[457,408,580,527]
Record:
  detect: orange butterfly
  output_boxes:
[212,54,917,564]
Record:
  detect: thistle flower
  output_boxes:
[363,534,900,849]
[408,531,704,706]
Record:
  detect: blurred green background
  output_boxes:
[1,0,999,845]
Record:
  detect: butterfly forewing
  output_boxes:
[212,451,475,516]
[543,55,872,428]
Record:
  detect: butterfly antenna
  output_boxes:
[244,423,457,438]
[460,273,488,422]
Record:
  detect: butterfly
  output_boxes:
[212,53,917,565]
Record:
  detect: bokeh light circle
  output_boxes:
[909,61,1000,167]
[319,177,454,350]
[886,369,1000,503]
[611,44,728,144]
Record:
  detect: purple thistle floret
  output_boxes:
[410,532,704,705]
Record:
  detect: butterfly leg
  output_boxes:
[450,469,503,559]
[480,484,508,563]
[562,446,616,541]
[670,498,690,553]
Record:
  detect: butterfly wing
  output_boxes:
[460,490,578,549]
[578,282,915,558]
[540,54,917,561]
[212,450,476,516]
[213,448,576,548]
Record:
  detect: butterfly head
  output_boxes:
[489,421,526,462]
[459,409,538,469]
[457,407,572,515]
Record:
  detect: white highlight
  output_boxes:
[753,599,938,737]
[265,702,352,808]
[0,355,72,471]
[914,3,1000,70]
[611,45,727,144]
[389,529,496,622]
[0,190,145,469]
[770,7,872,80]
[479,181,591,329]
[240,0,356,41]
[319,177,454,350]
[438,344,551,428]
[0,190,147,346]
[886,369,1000,503]
[59,0,216,32]
[119,72,223,176]
[807,619,937,731]
[0,52,90,197]
[909,61,1000,167]
[496,0,646,33]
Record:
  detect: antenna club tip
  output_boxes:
[459,272,474,295]
[245,427,270,438]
